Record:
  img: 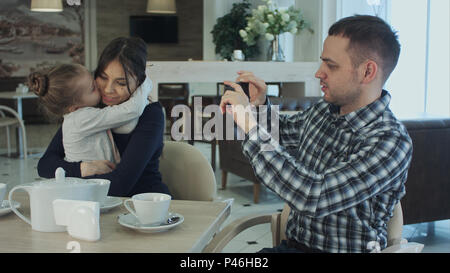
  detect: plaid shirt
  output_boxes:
[242,90,412,253]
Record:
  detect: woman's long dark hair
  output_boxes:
[95,37,148,95]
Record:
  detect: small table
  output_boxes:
[0,92,38,158]
[0,194,231,253]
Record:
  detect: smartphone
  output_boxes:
[224,82,250,98]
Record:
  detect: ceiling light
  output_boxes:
[147,0,176,14]
[31,0,63,12]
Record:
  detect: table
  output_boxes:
[0,194,231,253]
[0,92,38,158]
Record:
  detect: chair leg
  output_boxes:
[211,141,216,172]
[6,126,11,157]
[20,123,27,159]
[253,182,260,204]
[221,170,227,189]
[427,222,435,237]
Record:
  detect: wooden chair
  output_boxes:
[0,105,27,158]
[203,202,424,253]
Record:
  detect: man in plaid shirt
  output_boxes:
[220,15,412,253]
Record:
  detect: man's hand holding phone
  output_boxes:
[220,81,258,134]
[224,81,250,98]
[235,71,268,106]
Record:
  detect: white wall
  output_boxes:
[293,0,321,61]
[336,0,389,20]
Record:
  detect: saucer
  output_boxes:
[100,196,122,213]
[0,200,21,217]
[118,212,184,233]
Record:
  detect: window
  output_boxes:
[425,0,450,117]
[336,0,450,118]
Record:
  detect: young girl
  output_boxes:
[29,63,152,164]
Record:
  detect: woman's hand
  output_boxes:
[235,71,268,106]
[220,81,258,134]
[80,160,116,177]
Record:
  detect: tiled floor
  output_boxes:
[0,142,449,253]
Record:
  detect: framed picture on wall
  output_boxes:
[0,0,85,78]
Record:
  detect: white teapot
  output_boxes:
[8,168,110,232]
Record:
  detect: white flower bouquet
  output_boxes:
[239,0,313,46]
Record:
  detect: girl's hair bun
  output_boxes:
[28,72,49,97]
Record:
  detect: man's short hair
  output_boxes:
[329,15,401,84]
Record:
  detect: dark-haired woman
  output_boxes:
[37,37,170,197]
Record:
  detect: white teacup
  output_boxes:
[0,183,6,204]
[124,193,171,226]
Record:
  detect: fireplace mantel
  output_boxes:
[146,61,321,101]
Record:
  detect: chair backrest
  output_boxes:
[0,105,27,158]
[158,83,189,99]
[279,204,290,242]
[159,141,217,201]
[0,105,22,122]
[400,118,450,225]
[277,202,403,247]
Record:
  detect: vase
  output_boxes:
[267,35,285,62]
[232,50,245,61]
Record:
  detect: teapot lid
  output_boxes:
[28,177,98,188]
[27,168,98,188]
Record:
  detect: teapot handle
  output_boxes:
[8,185,32,226]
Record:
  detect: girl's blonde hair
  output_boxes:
[28,63,87,121]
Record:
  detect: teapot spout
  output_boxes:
[55,167,66,183]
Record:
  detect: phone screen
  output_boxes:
[224,82,250,98]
